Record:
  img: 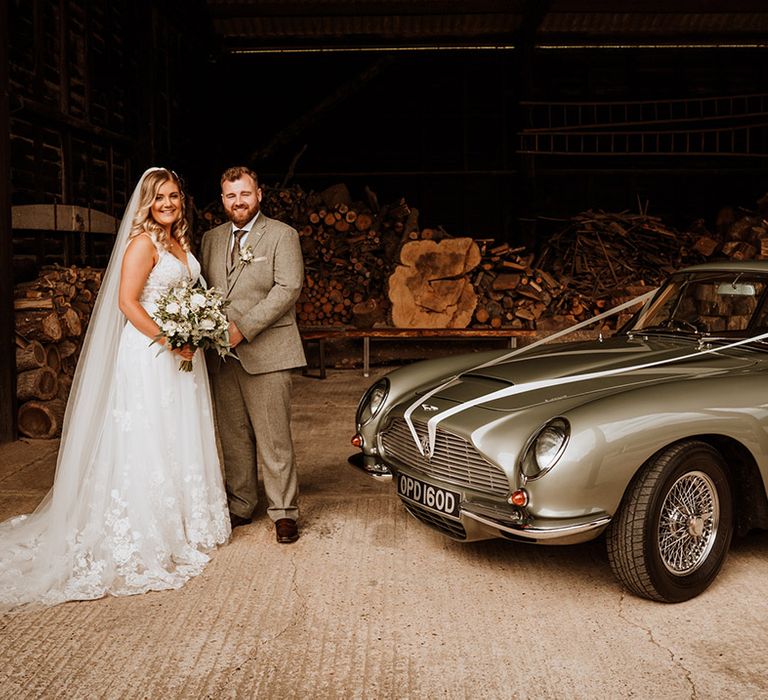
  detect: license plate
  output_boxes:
[397,473,461,518]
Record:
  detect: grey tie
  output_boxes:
[229,229,246,269]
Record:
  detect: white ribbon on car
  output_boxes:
[403,288,768,457]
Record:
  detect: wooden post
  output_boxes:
[0,0,17,440]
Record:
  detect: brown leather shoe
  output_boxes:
[275,518,299,544]
[230,513,252,529]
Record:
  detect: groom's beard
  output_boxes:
[228,202,260,227]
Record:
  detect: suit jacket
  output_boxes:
[200,213,306,375]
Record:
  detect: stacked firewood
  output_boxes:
[197,183,407,328]
[196,186,768,332]
[470,242,548,329]
[13,265,102,438]
[691,204,768,262]
[530,210,701,329]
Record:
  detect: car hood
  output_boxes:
[420,336,760,413]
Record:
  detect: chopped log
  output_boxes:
[389,238,480,328]
[500,260,529,271]
[18,398,67,439]
[57,340,79,360]
[15,311,64,343]
[16,340,47,371]
[16,366,58,401]
[475,307,490,324]
[14,298,55,311]
[45,344,61,372]
[492,273,521,291]
[722,241,757,261]
[514,307,536,321]
[57,374,73,401]
[355,213,373,231]
[320,183,352,208]
[59,307,83,337]
[693,236,720,257]
[351,298,383,329]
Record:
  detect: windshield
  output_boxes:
[629,272,768,336]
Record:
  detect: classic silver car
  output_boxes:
[351,262,768,602]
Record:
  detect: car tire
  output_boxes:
[606,440,733,603]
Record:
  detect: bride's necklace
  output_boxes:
[166,235,183,254]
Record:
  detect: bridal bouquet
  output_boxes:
[152,281,233,371]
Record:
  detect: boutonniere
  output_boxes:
[239,246,255,265]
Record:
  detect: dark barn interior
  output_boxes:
[2,0,768,440]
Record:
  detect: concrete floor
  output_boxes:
[1,368,767,699]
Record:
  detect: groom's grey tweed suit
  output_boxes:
[200,213,305,522]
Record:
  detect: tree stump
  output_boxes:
[388,238,480,328]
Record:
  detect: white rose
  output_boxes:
[165,301,180,314]
[190,293,206,310]
[200,319,215,330]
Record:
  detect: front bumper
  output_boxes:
[460,507,611,545]
[350,449,611,545]
[393,465,611,545]
[402,495,611,545]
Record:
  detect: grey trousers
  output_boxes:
[211,361,299,522]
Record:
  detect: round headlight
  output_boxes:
[356,379,389,425]
[369,384,387,416]
[521,417,570,480]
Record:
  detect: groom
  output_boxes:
[200,166,306,543]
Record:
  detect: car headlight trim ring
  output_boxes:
[521,417,570,480]
[357,379,390,425]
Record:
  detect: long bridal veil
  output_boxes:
[0,168,163,611]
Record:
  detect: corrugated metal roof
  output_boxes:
[205,1,768,50]
[542,12,768,36]
[213,14,522,40]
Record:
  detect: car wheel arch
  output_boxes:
[613,433,767,534]
[702,434,768,535]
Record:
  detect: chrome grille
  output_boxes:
[381,418,510,497]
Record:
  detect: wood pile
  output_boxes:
[194,185,768,334]
[13,265,102,438]
[198,183,407,327]
[471,241,556,329]
[195,186,757,332]
[530,210,696,329]
[692,204,768,262]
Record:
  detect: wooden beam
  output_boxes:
[0,0,17,441]
[11,204,119,234]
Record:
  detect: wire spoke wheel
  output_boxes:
[657,470,719,576]
[606,440,732,602]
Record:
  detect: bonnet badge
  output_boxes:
[420,435,432,460]
[421,404,439,412]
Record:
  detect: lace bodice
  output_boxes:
[140,250,201,305]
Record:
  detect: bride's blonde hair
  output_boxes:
[129,169,190,251]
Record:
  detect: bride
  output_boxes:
[0,168,230,611]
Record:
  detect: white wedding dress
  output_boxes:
[0,170,230,612]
